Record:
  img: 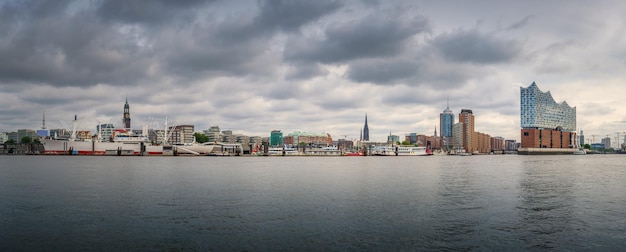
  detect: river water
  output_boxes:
[1,155,625,251]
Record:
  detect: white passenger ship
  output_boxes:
[371,146,432,156]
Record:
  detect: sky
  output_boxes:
[1,0,626,144]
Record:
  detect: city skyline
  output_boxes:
[1,1,626,142]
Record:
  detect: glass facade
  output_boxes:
[270,130,283,146]
[520,82,576,132]
[440,106,454,138]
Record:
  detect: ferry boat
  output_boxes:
[267,147,300,156]
[371,146,432,156]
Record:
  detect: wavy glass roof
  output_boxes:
[520,82,576,131]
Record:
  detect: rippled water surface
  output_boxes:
[2,155,626,251]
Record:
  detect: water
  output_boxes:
[1,155,625,251]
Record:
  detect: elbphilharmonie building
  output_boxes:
[519,82,578,152]
[520,82,576,132]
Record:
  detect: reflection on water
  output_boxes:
[517,157,577,249]
[1,155,626,250]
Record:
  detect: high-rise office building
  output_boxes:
[440,101,454,148]
[579,130,584,146]
[520,82,576,149]
[123,98,131,129]
[362,114,369,141]
[459,109,475,153]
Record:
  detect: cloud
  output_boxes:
[253,0,343,32]
[345,58,419,84]
[285,63,330,80]
[97,0,212,24]
[507,15,534,31]
[0,1,157,87]
[431,29,522,64]
[284,8,429,64]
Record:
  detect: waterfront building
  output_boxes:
[123,98,131,129]
[405,133,418,144]
[520,82,577,149]
[601,137,611,149]
[17,129,38,142]
[579,130,585,146]
[36,129,50,138]
[505,140,517,151]
[0,132,8,143]
[249,136,263,144]
[270,130,283,146]
[362,114,369,141]
[283,131,332,147]
[459,109,475,153]
[169,125,194,145]
[452,123,463,150]
[440,101,454,149]
[388,134,400,144]
[0,132,7,143]
[97,124,115,141]
[415,134,441,150]
[491,136,505,152]
[8,132,18,143]
[337,139,354,149]
[590,143,605,150]
[149,129,165,144]
[203,126,222,143]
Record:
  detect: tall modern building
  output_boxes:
[123,98,131,129]
[520,82,577,150]
[440,101,454,148]
[362,114,369,141]
[579,130,585,146]
[459,109,475,153]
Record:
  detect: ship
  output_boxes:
[371,146,432,156]
[41,117,163,155]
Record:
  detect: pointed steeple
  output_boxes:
[363,113,369,141]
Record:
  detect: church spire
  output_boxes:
[363,113,369,141]
[123,98,131,129]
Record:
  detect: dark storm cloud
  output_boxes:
[346,58,419,84]
[97,0,212,24]
[284,10,429,63]
[254,0,343,32]
[162,0,343,81]
[432,29,522,64]
[0,0,156,87]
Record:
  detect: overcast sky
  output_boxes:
[1,0,626,143]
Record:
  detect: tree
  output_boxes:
[21,136,32,144]
[5,139,15,144]
[193,133,209,143]
[401,140,410,146]
[583,144,591,149]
